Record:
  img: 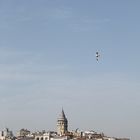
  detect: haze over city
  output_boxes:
[0,1,140,140]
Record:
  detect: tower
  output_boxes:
[57,109,68,136]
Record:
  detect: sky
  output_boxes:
[0,0,140,139]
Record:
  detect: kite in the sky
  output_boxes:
[96,52,100,61]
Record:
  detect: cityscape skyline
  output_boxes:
[0,109,130,140]
[0,1,140,140]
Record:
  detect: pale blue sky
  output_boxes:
[0,1,140,140]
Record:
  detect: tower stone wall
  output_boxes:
[57,109,68,136]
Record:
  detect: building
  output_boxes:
[34,131,51,140]
[17,129,31,137]
[0,128,14,140]
[57,109,68,136]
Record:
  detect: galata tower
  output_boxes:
[57,109,68,136]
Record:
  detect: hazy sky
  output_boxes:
[0,1,140,140]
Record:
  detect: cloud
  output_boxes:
[83,18,111,24]
[66,16,111,32]
[48,7,73,20]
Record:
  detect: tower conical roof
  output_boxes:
[58,109,67,121]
